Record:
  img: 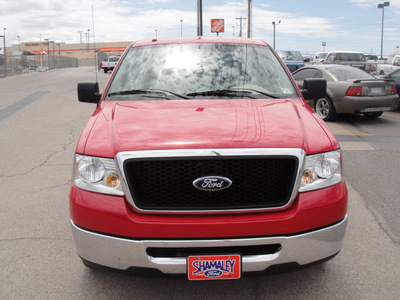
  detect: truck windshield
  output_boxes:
[106,43,298,100]
[278,51,304,61]
[336,53,366,62]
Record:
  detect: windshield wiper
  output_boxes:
[186,89,279,99]
[186,89,252,97]
[235,88,280,98]
[108,89,188,99]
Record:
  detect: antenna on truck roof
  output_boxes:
[92,5,98,83]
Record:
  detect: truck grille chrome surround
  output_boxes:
[115,149,306,215]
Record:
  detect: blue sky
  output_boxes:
[1,0,400,56]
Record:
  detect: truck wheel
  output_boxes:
[379,70,385,75]
[103,68,108,73]
[363,112,383,118]
[315,97,337,121]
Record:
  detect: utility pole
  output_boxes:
[236,16,247,37]
[197,0,203,36]
[247,0,252,38]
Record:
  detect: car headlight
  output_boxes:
[299,150,342,192]
[73,154,124,196]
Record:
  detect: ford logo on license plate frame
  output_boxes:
[193,176,232,191]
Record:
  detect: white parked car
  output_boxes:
[376,55,400,75]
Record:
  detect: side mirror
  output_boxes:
[301,78,327,100]
[77,82,101,103]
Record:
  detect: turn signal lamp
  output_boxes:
[106,173,120,188]
[302,170,314,184]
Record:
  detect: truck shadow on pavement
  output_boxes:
[77,261,338,299]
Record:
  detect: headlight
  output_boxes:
[73,154,124,196]
[299,150,342,192]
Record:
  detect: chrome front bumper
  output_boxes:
[71,215,347,274]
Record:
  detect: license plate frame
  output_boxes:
[187,254,241,280]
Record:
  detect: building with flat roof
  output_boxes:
[6,41,131,56]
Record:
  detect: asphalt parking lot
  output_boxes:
[1,67,399,299]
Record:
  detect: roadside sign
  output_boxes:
[211,19,225,33]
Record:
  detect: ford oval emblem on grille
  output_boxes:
[193,176,232,191]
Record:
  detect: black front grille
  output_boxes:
[124,156,298,211]
[147,244,282,258]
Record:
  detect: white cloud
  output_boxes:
[351,0,376,7]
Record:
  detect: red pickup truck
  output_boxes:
[71,37,347,279]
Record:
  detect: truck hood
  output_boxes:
[81,99,336,158]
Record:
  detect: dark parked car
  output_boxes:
[385,68,400,109]
[293,65,399,121]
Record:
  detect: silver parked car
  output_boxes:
[293,65,399,121]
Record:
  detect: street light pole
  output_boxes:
[180,20,183,36]
[52,41,55,69]
[56,43,61,68]
[378,2,390,59]
[78,31,82,43]
[272,20,280,49]
[17,35,21,51]
[44,38,50,69]
[3,28,6,77]
[87,29,90,51]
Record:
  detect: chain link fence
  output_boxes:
[0,54,79,77]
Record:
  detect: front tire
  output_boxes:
[315,97,337,121]
[103,68,108,73]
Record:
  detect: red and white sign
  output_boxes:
[211,19,225,33]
